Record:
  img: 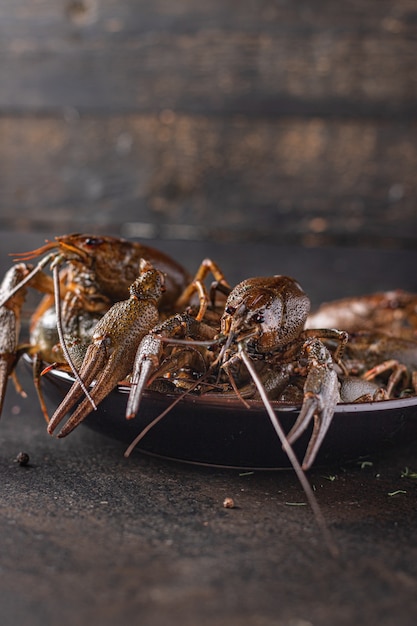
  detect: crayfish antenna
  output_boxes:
[125,359,221,457]
[221,360,251,409]
[52,263,97,411]
[11,240,58,262]
[124,396,181,457]
[238,344,339,559]
[124,374,206,458]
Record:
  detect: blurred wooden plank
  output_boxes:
[0,0,416,115]
[4,0,416,35]
[0,114,416,244]
[1,0,416,247]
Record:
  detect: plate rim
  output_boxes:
[40,357,417,416]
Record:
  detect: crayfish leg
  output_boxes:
[29,352,50,423]
[363,359,408,397]
[175,258,231,321]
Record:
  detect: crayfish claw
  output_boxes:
[0,360,12,417]
[55,347,131,437]
[287,389,338,470]
[287,338,340,470]
[0,264,31,415]
[126,311,218,420]
[48,264,165,437]
[126,334,162,419]
[47,340,108,435]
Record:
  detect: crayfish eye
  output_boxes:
[225,305,236,315]
[251,312,264,324]
[84,237,104,247]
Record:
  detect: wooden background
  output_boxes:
[1,0,416,248]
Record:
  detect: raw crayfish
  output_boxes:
[122,275,348,471]
[306,290,417,340]
[9,234,409,558]
[0,234,192,419]
[0,235,347,475]
[306,293,417,401]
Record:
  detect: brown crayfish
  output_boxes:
[0,234,347,474]
[10,233,417,557]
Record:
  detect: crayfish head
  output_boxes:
[221,300,263,348]
[55,234,111,265]
[11,234,109,270]
[220,275,310,354]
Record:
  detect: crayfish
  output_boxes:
[0,234,191,418]
[121,275,347,471]
[0,234,348,471]
[306,292,417,401]
[6,233,417,558]
[306,290,417,341]
[1,234,416,468]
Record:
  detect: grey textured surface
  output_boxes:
[0,231,417,626]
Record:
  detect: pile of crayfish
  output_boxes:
[1,234,417,475]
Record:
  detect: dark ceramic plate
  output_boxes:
[37,361,417,469]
